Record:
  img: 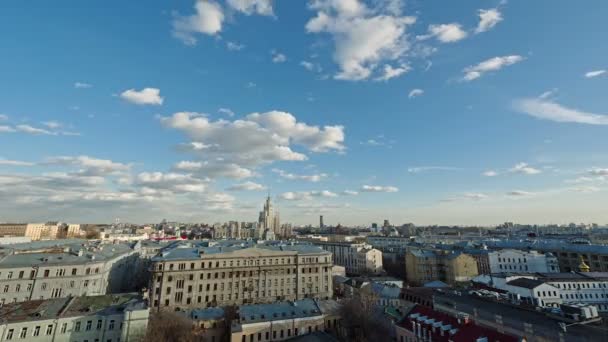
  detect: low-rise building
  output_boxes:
[0,240,142,304]
[0,293,148,342]
[489,249,559,273]
[230,299,340,342]
[313,241,382,275]
[405,249,478,285]
[0,224,27,238]
[149,241,333,311]
[186,307,227,342]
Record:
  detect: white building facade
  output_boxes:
[488,249,559,273]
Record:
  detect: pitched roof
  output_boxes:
[506,278,546,289]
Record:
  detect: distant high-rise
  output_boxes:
[258,195,281,239]
[320,215,324,228]
[383,219,390,228]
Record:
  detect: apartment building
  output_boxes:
[0,240,142,304]
[148,241,333,311]
[484,240,608,272]
[313,241,383,275]
[0,224,27,238]
[230,299,340,342]
[405,249,478,285]
[0,293,148,342]
[489,249,559,273]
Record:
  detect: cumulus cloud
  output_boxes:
[513,97,608,125]
[588,168,608,176]
[0,114,7,121]
[570,186,600,193]
[342,190,358,195]
[360,185,398,192]
[306,0,416,81]
[271,50,287,63]
[584,70,606,78]
[120,88,164,105]
[74,82,93,89]
[375,64,410,81]
[42,121,62,129]
[172,0,225,45]
[408,88,423,98]
[136,171,207,193]
[227,0,274,16]
[160,110,344,183]
[280,190,338,201]
[462,55,524,81]
[441,192,488,202]
[475,8,503,34]
[226,181,266,191]
[482,170,498,177]
[16,125,56,135]
[418,23,467,43]
[272,168,328,182]
[509,162,541,175]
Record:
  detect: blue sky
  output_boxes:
[1,0,608,225]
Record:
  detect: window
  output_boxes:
[33,326,41,337]
[75,322,81,332]
[61,323,67,333]
[72,268,77,275]
[97,320,103,330]
[19,328,27,339]
[6,329,13,340]
[86,320,92,331]
[43,270,49,277]
[109,320,115,330]
[18,271,24,279]
[46,325,53,335]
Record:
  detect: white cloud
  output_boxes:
[342,190,358,195]
[174,160,203,171]
[44,155,130,176]
[408,166,460,173]
[588,168,608,176]
[0,125,16,133]
[584,70,606,78]
[173,0,225,45]
[226,41,245,51]
[42,121,62,129]
[538,88,558,100]
[246,81,257,88]
[408,88,423,98]
[462,55,524,81]
[280,190,338,201]
[475,8,503,34]
[506,190,534,197]
[226,181,266,191]
[375,64,410,81]
[300,61,322,73]
[0,159,34,166]
[74,82,93,89]
[16,125,55,135]
[0,114,7,121]
[463,192,488,200]
[272,168,328,182]
[136,172,207,193]
[306,0,416,81]
[271,50,287,63]
[218,108,235,117]
[227,0,274,16]
[361,185,398,192]
[513,97,608,125]
[419,23,467,43]
[509,162,541,175]
[570,186,600,193]
[120,88,164,105]
[482,170,498,177]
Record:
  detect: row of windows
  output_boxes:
[551,282,608,289]
[497,257,528,263]
[158,256,329,272]
[240,324,322,342]
[4,320,117,340]
[562,292,607,300]
[0,267,101,280]
[2,279,97,294]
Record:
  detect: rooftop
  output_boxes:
[238,299,322,324]
[0,293,146,324]
[506,278,546,289]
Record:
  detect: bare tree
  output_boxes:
[338,287,393,342]
[144,311,197,342]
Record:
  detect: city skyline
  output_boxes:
[1,0,608,225]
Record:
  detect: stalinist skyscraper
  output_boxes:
[258,195,280,239]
